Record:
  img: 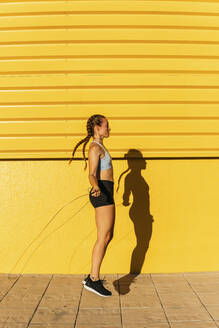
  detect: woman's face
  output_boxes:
[96,118,111,138]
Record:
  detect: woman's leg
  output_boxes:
[90,204,115,281]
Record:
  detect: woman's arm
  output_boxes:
[88,145,101,196]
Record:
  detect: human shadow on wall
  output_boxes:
[113,149,154,295]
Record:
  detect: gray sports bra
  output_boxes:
[91,141,112,171]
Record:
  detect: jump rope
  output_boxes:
[8,190,90,275]
[8,167,130,275]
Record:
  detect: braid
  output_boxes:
[68,114,106,170]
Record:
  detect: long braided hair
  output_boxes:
[68,114,106,170]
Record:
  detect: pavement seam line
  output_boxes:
[26,274,53,328]
[183,272,219,326]
[150,273,172,328]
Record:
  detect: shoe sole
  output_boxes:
[83,284,112,297]
[82,279,103,285]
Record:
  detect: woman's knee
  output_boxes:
[106,231,114,243]
[97,231,113,245]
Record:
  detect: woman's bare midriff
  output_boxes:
[96,167,114,182]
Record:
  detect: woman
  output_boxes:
[69,114,115,297]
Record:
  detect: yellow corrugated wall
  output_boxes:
[0,1,219,274]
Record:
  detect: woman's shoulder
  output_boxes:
[88,141,101,153]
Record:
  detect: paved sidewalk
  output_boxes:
[0,272,219,327]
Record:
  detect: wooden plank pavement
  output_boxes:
[0,272,219,327]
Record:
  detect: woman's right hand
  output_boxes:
[91,186,101,197]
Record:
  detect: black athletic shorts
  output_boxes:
[89,179,115,208]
